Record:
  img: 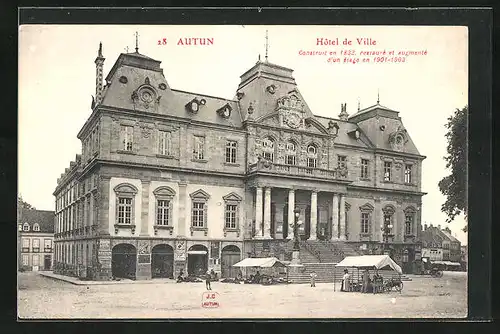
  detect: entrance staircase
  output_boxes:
[286,240,412,284]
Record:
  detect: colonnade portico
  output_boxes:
[252,186,347,241]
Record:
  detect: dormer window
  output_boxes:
[348,129,361,140]
[23,223,30,231]
[33,223,40,232]
[186,98,201,113]
[328,120,340,136]
[217,104,232,118]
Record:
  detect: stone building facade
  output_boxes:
[18,208,55,271]
[53,43,426,280]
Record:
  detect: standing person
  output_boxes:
[362,269,370,293]
[205,270,212,290]
[342,269,351,292]
[310,271,317,287]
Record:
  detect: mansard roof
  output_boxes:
[18,208,55,233]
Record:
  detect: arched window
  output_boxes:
[23,223,30,232]
[261,137,275,162]
[404,206,417,236]
[307,144,318,168]
[33,223,40,232]
[285,140,297,166]
[153,186,176,229]
[113,183,138,234]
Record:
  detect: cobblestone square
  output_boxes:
[18,271,467,319]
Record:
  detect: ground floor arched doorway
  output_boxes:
[152,244,174,278]
[221,245,241,278]
[112,243,137,279]
[187,244,208,276]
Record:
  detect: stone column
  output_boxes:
[177,182,187,237]
[254,187,263,238]
[140,181,150,236]
[339,194,346,240]
[263,187,272,239]
[308,191,318,240]
[331,193,339,240]
[380,209,385,242]
[287,189,295,239]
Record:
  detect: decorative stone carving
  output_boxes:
[138,241,150,254]
[389,126,408,151]
[141,125,152,138]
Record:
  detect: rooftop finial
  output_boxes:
[265,30,269,62]
[98,42,103,57]
[357,97,361,111]
[377,89,380,104]
[258,54,261,62]
[125,46,129,53]
[135,31,139,53]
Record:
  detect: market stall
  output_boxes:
[335,255,403,293]
[232,257,289,284]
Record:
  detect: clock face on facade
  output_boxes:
[285,112,301,129]
[141,91,153,103]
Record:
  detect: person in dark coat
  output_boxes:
[205,270,212,290]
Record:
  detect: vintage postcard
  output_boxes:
[18,23,468,319]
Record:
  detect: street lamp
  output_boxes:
[380,222,393,254]
[292,207,302,251]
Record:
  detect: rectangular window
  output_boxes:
[361,212,370,234]
[361,159,369,179]
[338,155,347,169]
[286,154,296,166]
[225,204,237,229]
[117,197,133,224]
[22,238,30,250]
[32,254,40,266]
[22,254,29,266]
[192,202,205,227]
[263,151,273,162]
[32,239,40,252]
[44,239,52,251]
[193,136,205,160]
[156,199,170,226]
[120,125,134,151]
[158,130,172,156]
[307,157,317,168]
[225,140,237,163]
[384,161,392,181]
[404,164,413,183]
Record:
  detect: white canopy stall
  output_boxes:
[334,255,402,291]
[232,257,288,283]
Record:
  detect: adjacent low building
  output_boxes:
[18,208,55,271]
[421,224,462,263]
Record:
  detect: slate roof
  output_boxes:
[18,209,55,233]
[314,116,372,148]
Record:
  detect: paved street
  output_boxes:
[18,271,467,319]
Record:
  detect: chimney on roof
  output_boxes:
[338,103,349,121]
[429,223,433,228]
[424,224,428,230]
[438,224,441,230]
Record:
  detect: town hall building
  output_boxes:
[53,41,426,280]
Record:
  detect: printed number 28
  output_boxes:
[158,38,167,45]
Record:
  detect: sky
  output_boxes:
[18,25,468,244]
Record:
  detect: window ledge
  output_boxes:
[223,228,240,237]
[382,180,393,183]
[191,159,208,163]
[156,154,176,159]
[117,150,136,155]
[360,178,371,181]
[154,225,173,229]
[190,226,208,236]
[224,162,240,167]
[114,224,136,234]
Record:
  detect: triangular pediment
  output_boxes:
[189,189,210,200]
[222,192,242,202]
[359,203,375,212]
